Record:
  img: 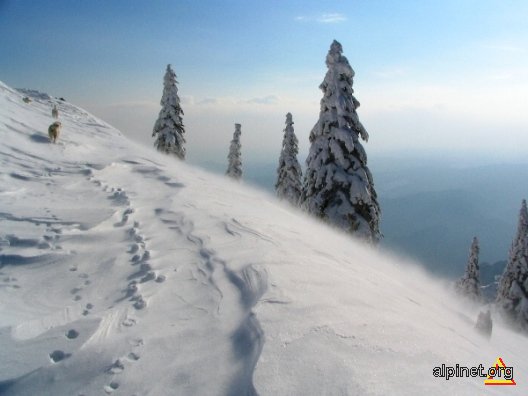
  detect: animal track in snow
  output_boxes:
[122,317,137,327]
[49,350,71,363]
[106,359,125,374]
[82,302,94,316]
[65,329,79,339]
[114,207,134,227]
[127,352,140,361]
[108,188,129,206]
[132,295,146,310]
[90,176,166,315]
[103,382,119,394]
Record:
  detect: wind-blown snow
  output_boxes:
[0,80,526,395]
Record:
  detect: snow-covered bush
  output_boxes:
[152,64,186,159]
[302,40,381,243]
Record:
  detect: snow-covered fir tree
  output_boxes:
[275,113,302,205]
[302,40,381,243]
[496,199,528,330]
[152,64,186,159]
[455,237,482,301]
[226,123,242,180]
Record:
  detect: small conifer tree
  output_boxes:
[152,64,186,159]
[276,113,302,205]
[455,237,482,301]
[226,123,242,180]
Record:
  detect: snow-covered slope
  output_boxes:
[0,81,526,395]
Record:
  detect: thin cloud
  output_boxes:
[245,95,279,105]
[482,43,525,53]
[295,13,347,24]
[197,97,220,105]
[317,13,347,23]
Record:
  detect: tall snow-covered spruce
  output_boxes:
[226,123,242,180]
[455,237,481,301]
[152,64,186,159]
[302,40,381,242]
[496,199,528,330]
[276,113,302,205]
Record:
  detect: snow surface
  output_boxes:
[0,80,526,395]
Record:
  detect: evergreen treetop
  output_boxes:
[152,64,186,159]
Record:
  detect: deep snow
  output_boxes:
[0,81,526,395]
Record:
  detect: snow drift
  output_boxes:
[0,80,526,395]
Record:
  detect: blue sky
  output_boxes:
[1,0,528,164]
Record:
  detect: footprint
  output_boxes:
[132,295,146,310]
[106,359,125,374]
[125,281,138,297]
[130,338,144,347]
[49,350,71,363]
[73,295,82,301]
[122,317,136,327]
[66,329,79,339]
[139,271,156,283]
[155,274,166,283]
[103,382,119,394]
[128,243,141,254]
[114,207,135,227]
[82,302,94,316]
[127,352,140,361]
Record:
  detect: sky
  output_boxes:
[1,0,528,166]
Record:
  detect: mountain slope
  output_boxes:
[0,81,526,395]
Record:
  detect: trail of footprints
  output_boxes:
[86,166,170,393]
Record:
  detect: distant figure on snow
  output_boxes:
[52,105,59,119]
[23,97,31,104]
[475,310,492,338]
[48,121,62,143]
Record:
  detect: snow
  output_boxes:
[0,80,527,395]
